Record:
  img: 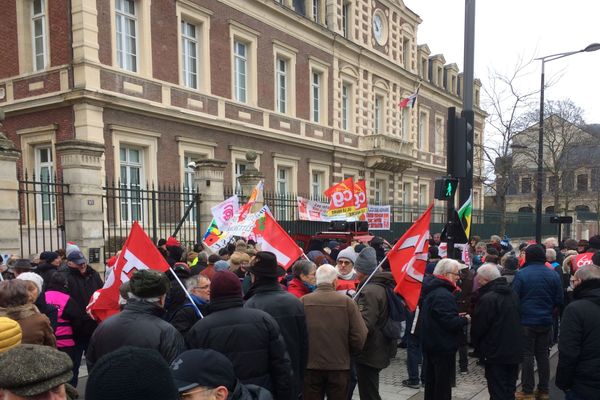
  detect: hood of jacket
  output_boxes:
[573,278,600,306]
[358,271,394,288]
[421,274,456,297]
[123,298,165,317]
[0,303,40,320]
[479,276,511,296]
[243,279,283,301]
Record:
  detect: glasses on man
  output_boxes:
[337,260,352,265]
[194,285,210,290]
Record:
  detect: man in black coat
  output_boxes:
[35,251,62,291]
[187,271,292,400]
[420,259,470,400]
[556,263,600,400]
[471,264,523,400]
[86,269,185,370]
[244,252,308,400]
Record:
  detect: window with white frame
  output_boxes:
[435,116,444,155]
[311,170,324,198]
[233,40,248,103]
[311,70,322,123]
[342,82,352,131]
[234,161,247,194]
[181,20,199,89]
[374,94,384,134]
[402,37,411,70]
[115,0,137,72]
[312,0,320,22]
[35,146,55,222]
[120,146,143,221]
[277,167,290,194]
[276,57,288,114]
[374,179,386,204]
[31,0,47,71]
[418,111,427,150]
[403,182,412,206]
[342,3,350,37]
[183,155,197,221]
[419,184,428,206]
[402,108,410,139]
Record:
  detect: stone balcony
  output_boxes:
[358,134,416,173]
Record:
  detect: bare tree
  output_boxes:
[480,57,541,235]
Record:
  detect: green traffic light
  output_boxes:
[445,182,453,197]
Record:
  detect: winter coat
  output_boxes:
[60,266,103,343]
[301,283,367,370]
[187,297,292,400]
[0,303,56,347]
[86,299,185,370]
[512,262,563,326]
[45,290,84,348]
[456,269,475,314]
[556,279,600,399]
[470,277,523,364]
[287,277,310,298]
[232,382,274,400]
[501,269,517,285]
[245,280,308,400]
[354,271,397,369]
[168,295,209,335]
[35,262,58,291]
[420,275,468,355]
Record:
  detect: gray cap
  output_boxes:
[354,247,378,275]
[0,344,73,396]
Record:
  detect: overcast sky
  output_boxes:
[404,0,600,124]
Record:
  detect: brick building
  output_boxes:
[0,0,485,259]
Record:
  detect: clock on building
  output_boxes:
[372,10,388,46]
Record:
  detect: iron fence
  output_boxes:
[18,171,68,257]
[103,181,200,258]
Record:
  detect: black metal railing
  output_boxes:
[103,181,200,258]
[18,171,68,257]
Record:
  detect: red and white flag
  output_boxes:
[388,204,433,311]
[324,177,356,216]
[86,222,170,321]
[211,195,239,230]
[252,212,303,269]
[237,180,264,222]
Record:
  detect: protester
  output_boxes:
[420,258,470,400]
[17,270,58,331]
[201,254,220,280]
[86,346,179,400]
[86,270,185,370]
[512,244,563,400]
[12,259,36,277]
[500,253,519,285]
[456,262,474,374]
[215,260,230,272]
[556,264,600,400]
[0,317,22,353]
[187,271,292,400]
[169,275,210,335]
[244,251,308,400]
[164,262,192,321]
[287,260,317,298]
[301,264,367,400]
[335,247,359,293]
[190,251,208,275]
[470,265,523,400]
[171,349,274,400]
[306,239,334,266]
[0,279,55,347]
[370,237,386,263]
[576,239,589,254]
[36,251,61,290]
[425,246,440,275]
[229,251,251,279]
[353,247,397,400]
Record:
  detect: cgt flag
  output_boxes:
[324,177,356,216]
[388,203,433,311]
[86,221,170,321]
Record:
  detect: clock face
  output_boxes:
[372,12,386,45]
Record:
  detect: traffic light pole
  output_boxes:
[446,108,457,259]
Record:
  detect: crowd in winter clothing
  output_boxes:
[1,233,600,400]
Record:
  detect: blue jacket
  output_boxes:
[512,263,563,326]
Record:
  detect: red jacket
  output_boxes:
[336,278,359,292]
[287,278,310,298]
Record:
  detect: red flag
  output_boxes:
[388,204,433,311]
[86,222,170,321]
[348,180,368,217]
[252,212,303,270]
[324,177,355,216]
[237,181,264,222]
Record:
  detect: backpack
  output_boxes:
[380,286,408,340]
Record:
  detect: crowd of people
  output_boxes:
[0,233,599,400]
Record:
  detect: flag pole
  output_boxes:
[168,267,204,319]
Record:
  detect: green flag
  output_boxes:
[457,193,473,238]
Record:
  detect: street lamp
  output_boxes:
[534,43,600,244]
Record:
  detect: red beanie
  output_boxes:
[166,236,181,247]
[210,271,242,301]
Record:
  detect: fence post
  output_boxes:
[0,117,22,257]
[238,151,264,212]
[151,184,157,243]
[56,140,105,271]
[191,159,228,238]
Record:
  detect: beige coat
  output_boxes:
[301,283,367,370]
[0,304,56,347]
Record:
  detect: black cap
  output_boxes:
[246,251,285,278]
[13,259,34,270]
[129,270,170,298]
[525,244,547,264]
[170,349,237,393]
[40,251,59,263]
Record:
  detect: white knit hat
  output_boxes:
[66,242,80,257]
[336,247,358,264]
[16,272,44,296]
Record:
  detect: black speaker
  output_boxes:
[329,221,348,231]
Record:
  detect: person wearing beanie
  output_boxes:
[244,252,308,400]
[287,260,317,298]
[17,270,59,333]
[0,279,56,348]
[352,246,397,400]
[512,244,563,400]
[214,260,230,272]
[0,317,22,353]
[0,344,78,399]
[86,346,178,400]
[171,349,274,400]
[335,246,360,293]
[36,251,61,291]
[86,270,185,371]
[187,271,292,400]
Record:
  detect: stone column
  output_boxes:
[56,140,105,271]
[193,159,228,237]
[0,118,22,256]
[237,151,264,212]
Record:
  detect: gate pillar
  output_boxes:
[0,113,21,257]
[192,159,228,240]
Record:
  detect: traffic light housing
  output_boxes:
[434,177,458,200]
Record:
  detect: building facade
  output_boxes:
[0,0,485,259]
